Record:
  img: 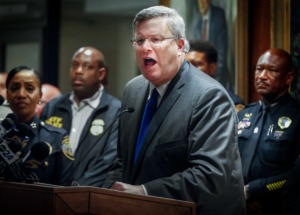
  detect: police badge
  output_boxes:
[90,119,105,136]
[278,116,292,129]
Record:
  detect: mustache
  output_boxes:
[73,76,84,82]
[256,80,269,86]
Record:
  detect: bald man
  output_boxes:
[41,46,121,187]
[237,48,300,214]
[35,83,61,117]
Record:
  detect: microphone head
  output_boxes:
[17,123,30,137]
[1,117,15,130]
[30,142,51,161]
[5,113,19,125]
[8,139,22,153]
[127,107,135,113]
[0,95,4,106]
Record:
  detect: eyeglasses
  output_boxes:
[131,36,175,48]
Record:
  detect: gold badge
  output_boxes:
[45,116,63,128]
[61,135,74,161]
[278,117,292,129]
[90,119,105,136]
[235,104,245,113]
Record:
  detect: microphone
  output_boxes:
[0,138,38,182]
[22,141,51,169]
[0,95,4,106]
[67,107,135,186]
[0,117,15,139]
[5,113,19,125]
[0,114,40,182]
[0,113,19,139]
[3,122,30,154]
[0,142,51,183]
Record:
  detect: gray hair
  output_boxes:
[132,6,190,52]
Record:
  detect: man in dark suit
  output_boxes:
[193,0,231,90]
[104,6,246,215]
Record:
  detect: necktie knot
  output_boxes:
[262,103,270,112]
[148,88,159,107]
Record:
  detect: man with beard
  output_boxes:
[41,47,121,187]
[237,48,300,215]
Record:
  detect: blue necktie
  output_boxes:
[134,88,159,163]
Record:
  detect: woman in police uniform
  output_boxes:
[5,66,71,185]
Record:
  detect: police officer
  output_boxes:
[5,66,71,185]
[237,48,300,215]
[40,47,121,187]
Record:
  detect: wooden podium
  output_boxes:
[0,181,196,215]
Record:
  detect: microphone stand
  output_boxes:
[67,107,134,186]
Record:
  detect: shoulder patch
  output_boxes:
[61,135,75,161]
[45,116,63,128]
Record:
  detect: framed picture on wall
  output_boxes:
[169,0,248,101]
[186,0,237,91]
[291,0,300,99]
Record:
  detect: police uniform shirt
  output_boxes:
[22,115,70,184]
[238,93,300,191]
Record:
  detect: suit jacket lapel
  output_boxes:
[128,79,150,168]
[131,62,188,179]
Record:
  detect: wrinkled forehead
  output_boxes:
[258,52,291,72]
[135,17,170,35]
[258,52,281,65]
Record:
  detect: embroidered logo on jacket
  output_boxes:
[45,116,63,128]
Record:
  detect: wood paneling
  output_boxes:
[248,0,272,102]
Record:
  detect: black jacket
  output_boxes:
[41,90,121,186]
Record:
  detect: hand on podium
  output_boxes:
[111,181,145,195]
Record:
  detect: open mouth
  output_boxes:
[144,58,156,68]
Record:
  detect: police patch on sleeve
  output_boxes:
[278,116,292,129]
[90,119,105,136]
[45,116,63,128]
[61,135,75,160]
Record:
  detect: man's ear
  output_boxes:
[209,63,217,77]
[286,70,295,86]
[99,67,107,83]
[177,38,185,56]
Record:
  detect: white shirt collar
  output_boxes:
[69,84,104,109]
